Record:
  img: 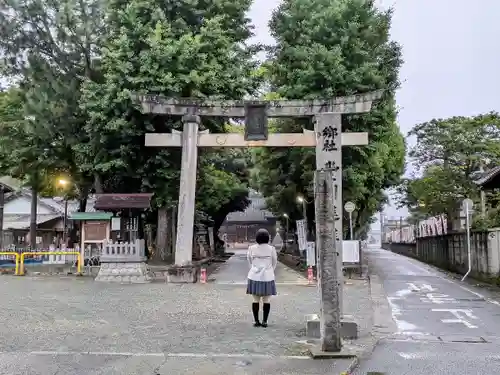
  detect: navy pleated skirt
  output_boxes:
[246,279,277,296]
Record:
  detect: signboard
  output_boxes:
[296,219,307,251]
[111,217,121,231]
[244,103,268,141]
[343,240,360,264]
[344,201,355,213]
[306,241,316,266]
[84,221,108,242]
[460,198,474,218]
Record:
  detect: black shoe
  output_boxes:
[254,321,262,327]
[262,303,270,327]
[261,322,268,328]
[252,302,260,326]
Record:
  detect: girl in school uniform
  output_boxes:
[246,228,278,327]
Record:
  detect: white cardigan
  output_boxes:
[247,243,278,282]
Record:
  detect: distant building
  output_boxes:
[381,216,409,238]
[0,176,96,248]
[222,190,277,243]
[474,166,500,190]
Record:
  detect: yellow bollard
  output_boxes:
[19,251,82,276]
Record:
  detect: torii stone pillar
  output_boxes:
[136,92,381,284]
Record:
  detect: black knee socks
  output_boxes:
[262,303,270,326]
[252,303,260,325]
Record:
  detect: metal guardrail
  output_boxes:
[19,252,82,276]
[0,252,20,275]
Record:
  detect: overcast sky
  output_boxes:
[249,0,500,226]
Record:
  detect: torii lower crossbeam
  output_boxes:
[145,131,368,148]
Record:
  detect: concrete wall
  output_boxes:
[383,228,500,280]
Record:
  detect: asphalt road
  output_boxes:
[355,247,500,375]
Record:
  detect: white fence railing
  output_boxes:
[100,239,146,262]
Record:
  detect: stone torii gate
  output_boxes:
[136,92,381,287]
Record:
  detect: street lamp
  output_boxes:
[296,196,307,220]
[58,179,69,187]
[296,195,310,250]
[57,179,70,246]
[283,213,289,247]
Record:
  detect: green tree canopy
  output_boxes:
[252,0,406,238]
[78,0,261,254]
[0,0,263,256]
[0,0,105,207]
[396,113,500,228]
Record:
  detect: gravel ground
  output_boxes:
[0,254,379,374]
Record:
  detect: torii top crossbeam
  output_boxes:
[133,91,382,117]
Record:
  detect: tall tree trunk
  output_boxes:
[94,173,103,194]
[154,206,169,262]
[69,185,90,247]
[170,205,176,256]
[30,186,38,249]
[443,154,456,232]
[78,184,89,212]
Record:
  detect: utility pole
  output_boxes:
[480,190,486,217]
[399,216,403,242]
[63,198,68,246]
[479,163,486,216]
[380,212,385,244]
[30,185,37,250]
[297,196,309,239]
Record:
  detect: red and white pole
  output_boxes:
[200,267,207,284]
[307,266,314,284]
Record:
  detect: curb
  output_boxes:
[344,273,395,373]
[345,356,360,374]
[307,272,394,374]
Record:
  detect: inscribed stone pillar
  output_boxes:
[315,113,344,314]
[174,115,200,266]
[314,170,342,352]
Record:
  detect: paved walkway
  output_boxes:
[211,250,308,285]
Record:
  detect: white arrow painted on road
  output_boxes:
[421,293,458,304]
[398,352,427,360]
[407,283,436,292]
[432,309,479,328]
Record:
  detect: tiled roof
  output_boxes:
[225,191,275,223]
[94,194,153,210]
[0,176,22,192]
[474,166,500,187]
[3,214,61,230]
[69,212,113,221]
